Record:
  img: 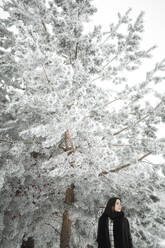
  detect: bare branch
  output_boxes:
[42,64,55,91]
[69,50,72,64]
[103,98,121,108]
[138,151,152,161]
[111,144,132,147]
[44,223,60,235]
[0,139,15,144]
[41,20,47,32]
[75,42,79,60]
[113,127,129,136]
[42,64,50,83]
[98,171,109,176]
[0,139,41,145]
[134,114,149,126]
[99,151,152,175]
[64,129,75,154]
[109,163,131,173]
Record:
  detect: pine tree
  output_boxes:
[0,0,165,247]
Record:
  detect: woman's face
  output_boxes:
[114,199,122,212]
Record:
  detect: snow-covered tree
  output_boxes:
[0,0,165,247]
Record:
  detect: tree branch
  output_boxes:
[0,139,15,144]
[64,129,75,154]
[99,151,152,175]
[69,50,72,64]
[111,144,132,147]
[91,55,118,82]
[42,64,56,91]
[113,127,129,136]
[109,163,131,173]
[0,139,41,145]
[75,42,79,60]
[103,98,121,108]
[44,223,60,235]
[41,20,47,32]
[42,64,50,83]
[113,100,163,136]
[138,151,152,161]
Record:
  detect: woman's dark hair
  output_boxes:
[104,197,121,215]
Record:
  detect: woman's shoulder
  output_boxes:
[98,212,107,222]
[123,216,130,224]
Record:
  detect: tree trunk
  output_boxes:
[60,184,75,247]
[65,183,75,205]
[60,210,71,248]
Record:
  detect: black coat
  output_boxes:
[96,213,133,248]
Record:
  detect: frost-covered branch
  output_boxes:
[99,151,152,175]
[113,100,163,136]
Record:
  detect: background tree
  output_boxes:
[0,0,165,247]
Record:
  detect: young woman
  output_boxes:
[96,197,133,248]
